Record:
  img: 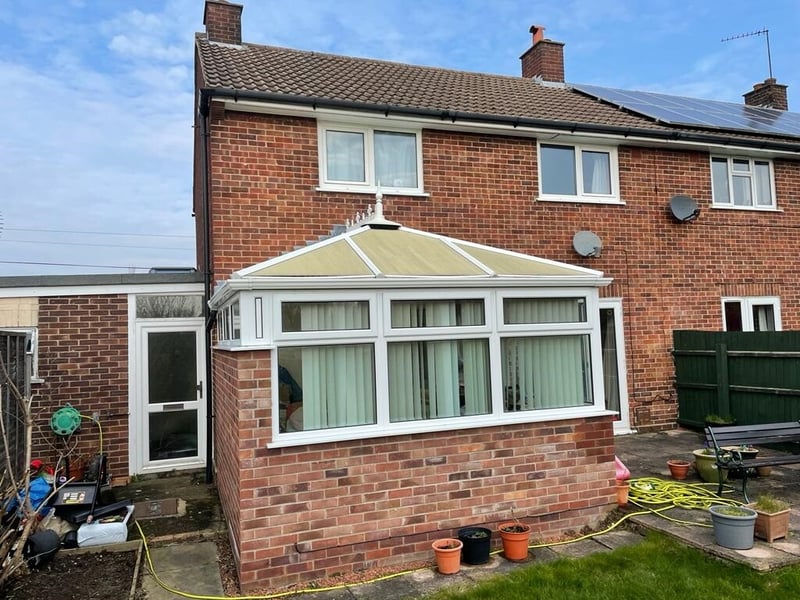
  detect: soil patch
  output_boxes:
[5,548,139,600]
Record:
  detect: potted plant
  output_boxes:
[705,413,736,426]
[457,526,491,565]
[747,494,791,543]
[498,516,531,561]
[708,504,757,550]
[431,538,463,574]
[693,448,729,484]
[666,459,691,480]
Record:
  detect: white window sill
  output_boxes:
[268,407,616,448]
[317,185,430,198]
[711,204,782,212]
[536,195,625,205]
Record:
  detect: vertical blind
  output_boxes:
[503,298,592,411]
[389,300,489,422]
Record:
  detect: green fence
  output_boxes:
[673,330,800,429]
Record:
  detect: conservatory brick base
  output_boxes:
[213,349,617,592]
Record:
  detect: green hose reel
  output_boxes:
[50,404,82,436]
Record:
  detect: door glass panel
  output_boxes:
[148,331,197,404]
[137,295,203,318]
[149,410,198,460]
[600,308,620,417]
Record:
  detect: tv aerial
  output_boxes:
[722,28,773,79]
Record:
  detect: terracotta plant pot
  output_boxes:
[616,480,630,507]
[432,538,463,574]
[667,459,691,480]
[498,522,531,561]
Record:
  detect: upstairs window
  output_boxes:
[711,157,775,209]
[319,124,422,194]
[722,297,781,331]
[538,143,619,203]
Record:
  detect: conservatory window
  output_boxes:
[502,297,593,411]
[388,299,490,422]
[278,300,374,433]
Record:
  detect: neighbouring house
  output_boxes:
[195,0,800,589]
[0,273,205,481]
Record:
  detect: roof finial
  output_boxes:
[345,183,401,231]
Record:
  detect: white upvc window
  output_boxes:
[3,327,40,382]
[216,300,241,343]
[318,123,423,194]
[270,289,605,446]
[499,295,594,411]
[538,142,620,203]
[722,296,781,331]
[711,156,776,209]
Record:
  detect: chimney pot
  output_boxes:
[530,25,546,45]
[521,24,564,82]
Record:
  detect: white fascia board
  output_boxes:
[219,98,800,160]
[0,283,204,299]
[214,275,611,294]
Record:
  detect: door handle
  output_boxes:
[197,382,203,399]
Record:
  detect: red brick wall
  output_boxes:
[33,295,129,479]
[215,347,615,591]
[206,108,800,432]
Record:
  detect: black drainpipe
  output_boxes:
[200,102,216,485]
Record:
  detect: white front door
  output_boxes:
[599,299,632,434]
[133,321,205,473]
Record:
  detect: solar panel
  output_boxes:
[573,83,800,137]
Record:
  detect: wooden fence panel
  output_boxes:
[673,330,800,428]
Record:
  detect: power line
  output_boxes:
[3,227,194,239]
[0,239,191,251]
[0,259,152,270]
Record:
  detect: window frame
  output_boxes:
[721,296,782,331]
[318,122,424,195]
[710,156,777,210]
[537,141,621,204]
[269,288,607,447]
[3,327,40,382]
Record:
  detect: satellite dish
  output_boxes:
[572,230,603,258]
[669,195,700,223]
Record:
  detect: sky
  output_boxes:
[1,0,798,277]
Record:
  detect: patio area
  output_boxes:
[615,427,800,571]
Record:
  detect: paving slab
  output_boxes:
[140,540,224,600]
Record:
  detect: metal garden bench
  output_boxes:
[704,421,800,502]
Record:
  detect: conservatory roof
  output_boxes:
[209,206,608,308]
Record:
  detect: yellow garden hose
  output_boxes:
[135,477,734,599]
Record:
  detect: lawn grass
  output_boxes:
[424,532,800,600]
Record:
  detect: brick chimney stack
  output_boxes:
[743,78,789,111]
[204,0,243,45]
[520,25,565,82]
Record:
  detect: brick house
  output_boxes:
[0,272,205,481]
[193,0,800,590]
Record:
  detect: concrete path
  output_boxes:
[139,540,224,600]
